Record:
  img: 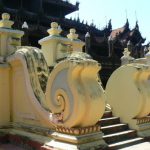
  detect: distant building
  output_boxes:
[108,20,145,58]
[0,0,146,86]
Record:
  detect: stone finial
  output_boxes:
[67,28,78,40]
[58,25,62,31]
[121,48,134,65]
[0,13,14,28]
[127,40,133,52]
[123,48,130,56]
[47,22,62,36]
[22,21,28,29]
[85,32,90,38]
[85,32,91,54]
[2,13,10,20]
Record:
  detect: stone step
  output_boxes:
[100,110,144,149]
[103,130,137,144]
[99,117,120,127]
[101,123,129,135]
[102,110,113,118]
[108,137,144,149]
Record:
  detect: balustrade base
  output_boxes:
[125,118,150,138]
[47,131,107,150]
[137,122,150,138]
[0,125,107,150]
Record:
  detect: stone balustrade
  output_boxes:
[0,13,107,149]
[39,22,84,66]
[106,46,150,138]
[137,116,150,125]
[0,13,24,61]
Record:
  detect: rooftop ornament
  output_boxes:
[47,22,62,36]
[67,28,78,40]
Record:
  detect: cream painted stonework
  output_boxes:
[39,22,84,66]
[106,63,150,137]
[0,13,107,149]
[0,14,105,130]
[0,13,23,59]
[46,52,105,128]
[6,48,105,129]
[0,64,10,126]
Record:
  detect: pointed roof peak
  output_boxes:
[107,19,112,30]
[135,20,139,30]
[124,18,129,28]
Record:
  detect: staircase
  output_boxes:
[98,110,145,149]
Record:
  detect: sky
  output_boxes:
[66,0,150,44]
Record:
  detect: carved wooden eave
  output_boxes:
[43,0,79,15]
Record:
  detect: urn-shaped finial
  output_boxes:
[67,28,78,40]
[2,13,10,20]
[47,22,62,36]
[121,48,134,65]
[0,13,14,28]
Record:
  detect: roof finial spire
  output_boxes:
[134,11,139,30]
[125,9,128,20]
[108,19,112,31]
[124,18,129,29]
[135,20,139,30]
[105,16,107,28]
[77,13,80,22]
[124,9,129,28]
[135,11,138,22]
